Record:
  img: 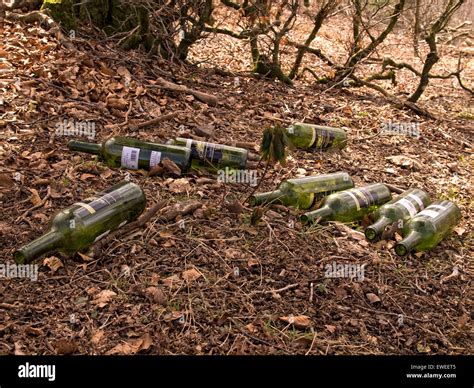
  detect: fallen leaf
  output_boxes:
[247,258,259,267]
[168,178,190,194]
[279,315,312,329]
[80,173,96,181]
[145,286,167,305]
[162,274,181,288]
[416,342,431,353]
[54,339,77,355]
[325,324,337,334]
[0,173,14,188]
[162,158,181,176]
[457,314,469,329]
[24,326,44,336]
[182,268,202,282]
[163,311,184,322]
[29,188,42,206]
[245,323,257,333]
[43,256,63,273]
[158,230,174,239]
[453,227,465,236]
[366,293,381,304]
[77,252,93,262]
[91,330,105,345]
[93,290,117,308]
[106,97,128,110]
[105,333,152,355]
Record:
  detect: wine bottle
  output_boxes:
[170,137,248,170]
[365,188,431,242]
[301,183,392,224]
[68,137,192,172]
[285,123,347,151]
[394,200,461,256]
[14,181,146,264]
[249,172,354,209]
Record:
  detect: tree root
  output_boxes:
[148,77,219,106]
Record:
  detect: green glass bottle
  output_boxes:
[249,172,354,209]
[285,123,347,151]
[365,188,431,242]
[170,137,248,170]
[394,200,461,256]
[14,181,146,264]
[68,137,192,172]
[301,183,392,224]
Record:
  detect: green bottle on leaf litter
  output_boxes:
[365,188,431,242]
[170,137,248,170]
[285,123,347,151]
[68,137,192,172]
[394,200,461,256]
[249,172,354,209]
[14,181,146,264]
[301,183,392,224]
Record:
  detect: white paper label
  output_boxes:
[121,146,140,169]
[186,139,193,149]
[345,190,362,210]
[397,198,418,217]
[288,126,295,134]
[418,209,440,219]
[149,151,162,168]
[406,193,425,209]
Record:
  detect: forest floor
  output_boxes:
[0,12,472,355]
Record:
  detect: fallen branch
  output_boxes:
[149,77,219,106]
[257,283,299,295]
[92,200,168,257]
[159,200,202,222]
[350,75,437,119]
[384,183,405,194]
[128,111,181,131]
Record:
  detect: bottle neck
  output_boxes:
[395,231,422,257]
[68,140,102,155]
[249,189,284,206]
[365,216,392,242]
[14,230,63,264]
[301,206,333,224]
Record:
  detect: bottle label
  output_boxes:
[309,127,316,146]
[418,204,446,219]
[195,142,223,164]
[149,151,162,168]
[312,129,335,149]
[73,191,122,218]
[397,198,418,217]
[288,126,295,135]
[121,146,140,169]
[347,187,376,210]
[406,193,425,209]
[186,139,193,149]
[74,202,96,215]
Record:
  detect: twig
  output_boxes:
[128,111,181,131]
[258,283,299,295]
[149,77,219,106]
[384,183,405,194]
[16,186,52,223]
